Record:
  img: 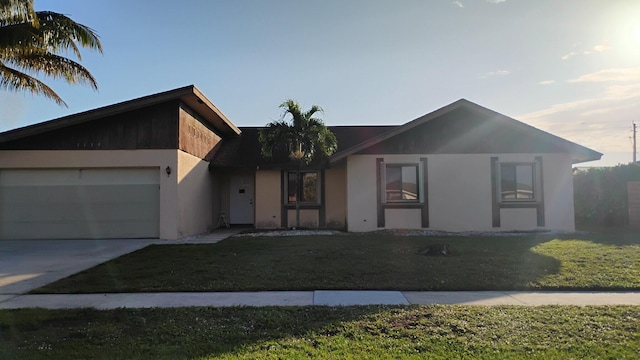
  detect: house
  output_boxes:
[0,85,602,240]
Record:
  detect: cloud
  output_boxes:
[538,80,555,85]
[452,1,464,8]
[487,0,506,3]
[593,44,609,52]
[569,67,640,83]
[479,69,511,79]
[517,68,640,153]
[561,44,609,60]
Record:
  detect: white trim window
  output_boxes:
[498,162,538,202]
[286,171,320,204]
[382,163,421,203]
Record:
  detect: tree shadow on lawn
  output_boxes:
[0,305,404,359]
[391,235,562,291]
[31,235,564,293]
[568,227,640,246]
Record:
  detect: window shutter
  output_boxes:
[380,162,386,204]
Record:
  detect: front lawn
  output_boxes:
[1,306,638,359]
[32,231,640,293]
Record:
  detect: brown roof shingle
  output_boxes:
[209,125,396,169]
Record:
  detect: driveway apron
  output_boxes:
[0,239,156,295]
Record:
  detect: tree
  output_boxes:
[0,0,102,106]
[259,99,338,228]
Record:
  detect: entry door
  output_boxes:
[229,175,254,224]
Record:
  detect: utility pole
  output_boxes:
[634,122,637,163]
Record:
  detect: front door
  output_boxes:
[229,175,254,224]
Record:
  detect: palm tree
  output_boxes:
[259,99,338,228]
[0,0,102,106]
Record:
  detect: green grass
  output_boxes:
[1,305,638,359]
[32,231,640,293]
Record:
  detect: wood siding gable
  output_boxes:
[355,107,570,155]
[178,102,224,161]
[0,101,179,151]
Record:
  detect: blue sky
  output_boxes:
[2,0,640,166]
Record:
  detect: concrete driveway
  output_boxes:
[0,239,157,298]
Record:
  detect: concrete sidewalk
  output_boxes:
[1,291,639,309]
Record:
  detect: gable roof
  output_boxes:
[329,99,602,164]
[0,85,240,144]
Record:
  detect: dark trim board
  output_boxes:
[420,157,429,228]
[280,170,287,228]
[491,157,500,227]
[319,170,326,227]
[376,157,429,228]
[491,156,545,228]
[376,158,384,227]
[535,156,545,227]
[280,169,326,228]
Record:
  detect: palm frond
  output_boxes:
[305,105,323,119]
[0,2,101,106]
[0,0,37,27]
[0,60,65,105]
[0,21,40,49]
[259,120,293,158]
[261,100,338,164]
[5,51,97,88]
[36,11,102,59]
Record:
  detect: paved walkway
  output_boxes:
[165,227,249,244]
[1,291,639,309]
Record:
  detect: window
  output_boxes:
[385,164,419,202]
[287,171,319,204]
[500,163,535,201]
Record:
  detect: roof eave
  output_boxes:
[185,86,241,137]
[571,150,604,164]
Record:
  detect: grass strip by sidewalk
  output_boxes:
[1,305,638,359]
[32,232,640,293]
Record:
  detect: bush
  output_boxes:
[573,163,640,226]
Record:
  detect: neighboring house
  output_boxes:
[0,85,602,240]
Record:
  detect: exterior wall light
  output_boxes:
[165,166,172,177]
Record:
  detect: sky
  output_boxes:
[2,0,640,166]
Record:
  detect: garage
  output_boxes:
[0,168,160,240]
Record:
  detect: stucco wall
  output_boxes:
[539,153,575,231]
[216,173,230,227]
[287,209,319,228]
[0,149,182,239]
[427,154,493,231]
[324,166,347,228]
[177,150,216,237]
[346,153,576,232]
[385,208,422,229]
[255,170,281,228]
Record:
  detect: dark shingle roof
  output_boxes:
[209,125,396,169]
[329,99,602,164]
[211,99,603,169]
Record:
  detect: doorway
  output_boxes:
[229,175,254,224]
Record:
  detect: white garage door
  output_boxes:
[0,168,160,239]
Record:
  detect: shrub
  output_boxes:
[573,163,640,226]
